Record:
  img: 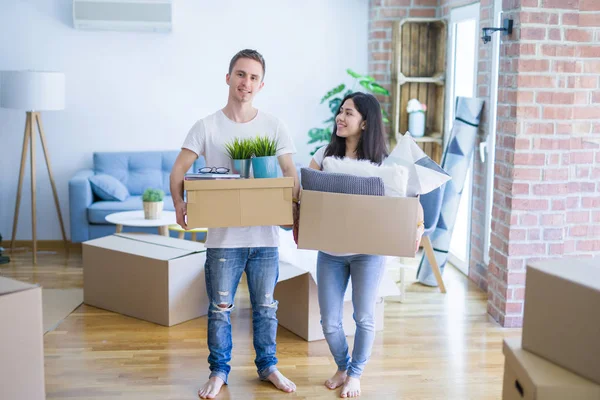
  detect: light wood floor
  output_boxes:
[1,248,520,400]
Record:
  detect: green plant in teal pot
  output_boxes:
[252,136,279,178]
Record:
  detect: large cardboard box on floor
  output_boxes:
[83,233,208,326]
[297,190,419,257]
[0,277,45,400]
[184,177,294,228]
[502,337,600,400]
[275,229,397,341]
[522,258,600,385]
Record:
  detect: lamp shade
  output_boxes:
[0,71,65,111]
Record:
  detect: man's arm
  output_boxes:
[278,153,301,243]
[170,148,198,229]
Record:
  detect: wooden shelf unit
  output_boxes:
[391,18,447,164]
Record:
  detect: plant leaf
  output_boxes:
[346,68,361,79]
[322,116,335,124]
[320,84,346,104]
[328,98,342,115]
[360,75,375,82]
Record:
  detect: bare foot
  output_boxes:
[265,370,296,393]
[198,376,225,399]
[325,370,347,390]
[340,376,361,398]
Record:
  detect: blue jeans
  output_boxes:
[204,247,280,384]
[317,251,385,378]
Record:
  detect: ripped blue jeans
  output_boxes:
[204,247,279,384]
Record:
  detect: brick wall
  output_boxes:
[369,0,600,327]
[487,0,600,327]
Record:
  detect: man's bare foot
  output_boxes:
[340,376,361,398]
[325,370,347,390]
[198,376,225,399]
[265,370,296,393]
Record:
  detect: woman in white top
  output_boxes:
[308,92,389,398]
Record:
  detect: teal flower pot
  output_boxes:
[252,156,278,178]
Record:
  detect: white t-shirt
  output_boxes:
[182,109,296,248]
[310,145,356,257]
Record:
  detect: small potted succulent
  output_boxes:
[142,188,165,219]
[251,135,279,178]
[225,137,254,178]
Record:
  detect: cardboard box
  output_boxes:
[522,258,600,385]
[274,264,387,341]
[0,277,45,400]
[184,177,294,228]
[297,190,419,257]
[83,233,208,326]
[502,337,600,400]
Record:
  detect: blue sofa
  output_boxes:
[69,151,205,243]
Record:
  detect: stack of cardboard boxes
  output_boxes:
[82,177,418,340]
[502,258,600,399]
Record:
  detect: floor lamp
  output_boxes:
[0,71,68,264]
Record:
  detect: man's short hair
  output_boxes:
[228,49,266,79]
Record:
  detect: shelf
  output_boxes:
[397,73,445,86]
[391,17,447,165]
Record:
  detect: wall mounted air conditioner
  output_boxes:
[72,0,172,33]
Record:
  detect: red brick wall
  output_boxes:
[369,0,600,328]
[488,0,600,327]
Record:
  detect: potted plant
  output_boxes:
[251,135,278,178]
[224,137,254,178]
[142,188,165,219]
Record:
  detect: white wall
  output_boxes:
[0,0,369,240]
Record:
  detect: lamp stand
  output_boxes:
[10,111,68,264]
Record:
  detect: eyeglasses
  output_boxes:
[199,167,230,174]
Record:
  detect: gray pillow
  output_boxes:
[300,168,385,196]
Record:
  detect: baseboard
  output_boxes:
[9,241,82,252]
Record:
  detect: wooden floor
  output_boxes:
[1,247,520,400]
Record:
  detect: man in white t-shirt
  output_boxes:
[170,49,300,399]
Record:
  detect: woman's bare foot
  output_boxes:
[198,376,225,399]
[325,370,347,390]
[266,370,296,393]
[340,376,361,398]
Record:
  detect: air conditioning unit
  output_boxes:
[72,0,172,33]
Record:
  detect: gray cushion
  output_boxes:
[300,168,385,196]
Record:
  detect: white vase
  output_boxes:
[143,201,164,219]
[408,112,426,137]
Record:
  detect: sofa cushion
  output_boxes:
[89,174,130,201]
[87,195,175,224]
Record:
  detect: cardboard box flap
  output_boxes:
[503,338,600,390]
[528,258,600,291]
[185,177,294,192]
[84,234,203,261]
[0,276,38,296]
[115,233,206,253]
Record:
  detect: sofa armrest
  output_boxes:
[69,169,94,243]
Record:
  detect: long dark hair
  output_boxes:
[324,92,388,165]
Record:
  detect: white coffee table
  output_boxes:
[105,210,177,236]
